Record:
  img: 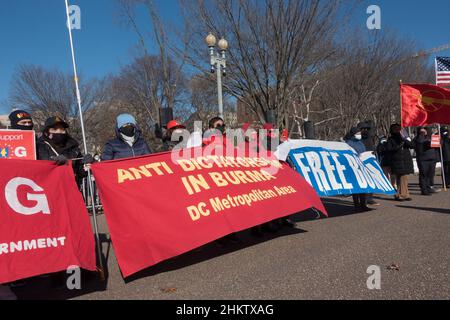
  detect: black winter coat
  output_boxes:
[413,134,438,162]
[385,135,414,175]
[442,134,450,162]
[36,135,86,186]
[101,128,152,161]
[376,142,391,167]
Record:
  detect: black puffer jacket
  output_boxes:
[36,135,86,186]
[101,127,152,161]
[413,127,438,162]
[385,134,414,175]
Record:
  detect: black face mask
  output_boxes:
[14,125,34,131]
[120,125,136,137]
[215,124,226,134]
[50,133,68,145]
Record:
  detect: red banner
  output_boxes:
[0,160,96,284]
[0,130,36,160]
[401,84,450,127]
[91,146,326,278]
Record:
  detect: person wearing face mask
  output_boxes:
[413,126,439,195]
[441,126,450,187]
[385,124,414,201]
[162,120,186,151]
[8,110,34,131]
[36,116,88,187]
[203,116,227,146]
[101,113,152,161]
[345,127,371,212]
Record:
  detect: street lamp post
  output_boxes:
[206,33,228,120]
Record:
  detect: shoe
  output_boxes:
[395,197,405,202]
[367,200,380,206]
[360,206,373,212]
[280,218,296,228]
[404,198,413,201]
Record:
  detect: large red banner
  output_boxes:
[0,130,36,160]
[401,83,450,127]
[91,146,326,278]
[0,160,96,284]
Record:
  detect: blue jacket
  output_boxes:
[346,138,366,155]
[101,127,152,161]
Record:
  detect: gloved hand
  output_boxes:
[83,154,94,164]
[54,155,68,166]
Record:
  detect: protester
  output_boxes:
[358,121,376,152]
[203,116,226,147]
[414,126,439,195]
[429,127,441,192]
[357,121,379,206]
[441,126,450,187]
[8,110,34,131]
[102,113,152,160]
[162,120,186,151]
[345,127,371,212]
[385,124,414,201]
[204,117,241,244]
[376,135,396,187]
[37,116,88,187]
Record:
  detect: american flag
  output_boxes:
[436,57,450,86]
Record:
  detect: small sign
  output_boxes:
[431,134,441,148]
[0,130,36,160]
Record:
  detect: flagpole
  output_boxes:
[435,57,447,191]
[64,0,105,279]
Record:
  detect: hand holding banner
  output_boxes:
[283,140,396,197]
[91,146,326,278]
[0,159,96,284]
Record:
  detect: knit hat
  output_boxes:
[117,114,136,129]
[8,110,33,129]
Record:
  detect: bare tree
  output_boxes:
[312,31,433,140]
[116,0,190,122]
[9,64,109,144]
[178,0,357,129]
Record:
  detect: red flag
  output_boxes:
[91,146,326,278]
[401,83,450,127]
[0,160,96,284]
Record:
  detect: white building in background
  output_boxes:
[0,115,10,129]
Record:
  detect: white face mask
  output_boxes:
[355,134,362,140]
